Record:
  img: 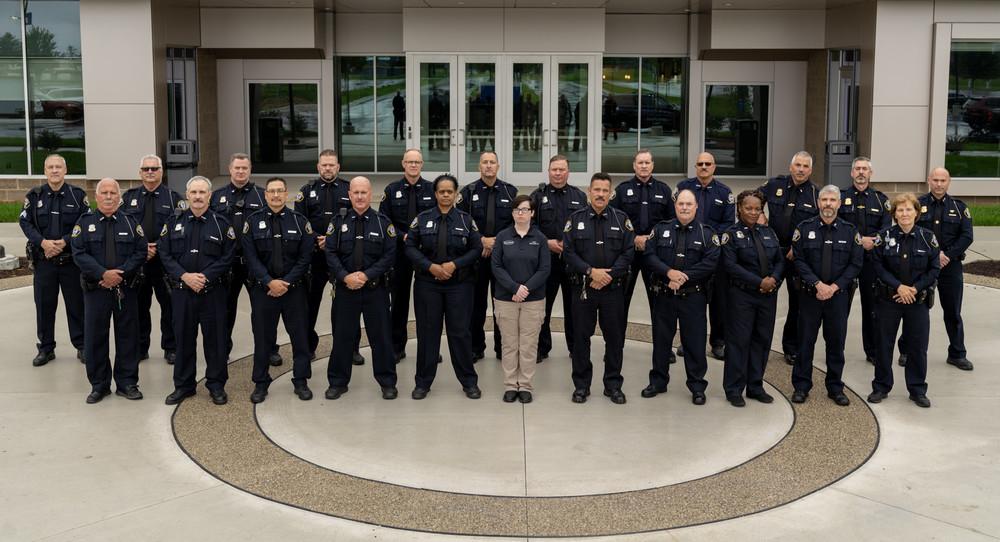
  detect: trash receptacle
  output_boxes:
[257,117,283,164]
[165,139,198,194]
[734,119,759,168]
[825,140,854,188]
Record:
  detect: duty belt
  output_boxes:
[729,278,779,296]
[874,279,934,306]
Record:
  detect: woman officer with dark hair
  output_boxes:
[721,189,785,407]
[405,174,483,400]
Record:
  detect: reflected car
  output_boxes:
[607,93,681,132]
[962,97,1000,135]
[34,88,84,120]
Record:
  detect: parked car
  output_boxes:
[962,96,1000,135]
[34,88,83,120]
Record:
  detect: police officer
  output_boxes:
[611,150,674,338]
[294,149,363,364]
[838,157,890,364]
[562,173,635,404]
[721,190,785,407]
[325,177,398,400]
[381,149,436,361]
[122,154,185,365]
[641,189,719,405]
[790,185,863,406]
[677,151,735,360]
[159,176,236,406]
[899,167,974,371]
[19,154,87,366]
[760,151,820,366]
[869,193,940,408]
[70,178,148,403]
[242,177,315,404]
[459,151,518,361]
[211,152,280,365]
[405,174,482,400]
[530,155,587,362]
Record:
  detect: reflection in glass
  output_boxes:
[26,0,85,173]
[0,0,27,173]
[248,83,319,174]
[601,57,639,173]
[420,62,450,171]
[512,63,543,172]
[376,56,406,171]
[338,56,374,171]
[641,58,685,173]
[464,63,495,173]
[704,85,768,176]
[946,42,1000,178]
[558,63,588,171]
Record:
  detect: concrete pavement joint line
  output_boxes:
[171,320,880,537]
[829,488,1000,539]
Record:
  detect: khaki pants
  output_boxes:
[493,299,545,391]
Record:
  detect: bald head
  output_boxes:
[675,188,697,224]
[927,167,952,199]
[349,176,373,213]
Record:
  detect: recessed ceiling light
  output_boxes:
[724,2,733,6]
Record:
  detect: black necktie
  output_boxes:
[932,200,943,241]
[751,227,770,277]
[47,192,62,239]
[674,225,687,271]
[436,213,449,261]
[233,189,248,235]
[269,215,284,278]
[782,184,799,235]
[324,182,335,215]
[638,183,649,233]
[595,214,606,268]
[854,191,867,235]
[697,186,708,223]
[485,187,496,235]
[899,234,913,286]
[353,215,365,271]
[407,184,418,224]
[143,191,157,242]
[104,218,117,269]
[820,226,833,284]
[190,219,203,271]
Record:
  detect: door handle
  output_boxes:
[451,128,457,147]
[542,128,549,147]
[458,128,465,147]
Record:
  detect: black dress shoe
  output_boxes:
[710,344,725,360]
[867,390,887,403]
[571,389,589,403]
[269,352,283,367]
[165,388,195,405]
[747,390,774,404]
[503,390,518,403]
[86,389,111,404]
[791,390,808,403]
[464,386,482,399]
[294,383,313,401]
[411,387,429,400]
[828,392,850,406]
[352,351,366,366]
[692,391,707,405]
[250,386,269,404]
[518,391,532,404]
[472,351,485,362]
[210,389,228,405]
[325,386,348,400]
[381,386,398,400]
[394,351,406,363]
[165,350,176,365]
[31,351,55,367]
[77,349,85,363]
[784,353,798,366]
[536,352,549,363]
[115,386,143,400]
[604,389,626,404]
[909,394,931,408]
[865,356,875,365]
[641,385,665,398]
[898,353,908,366]
[947,357,974,371]
[667,352,677,364]
[437,355,443,364]
[139,351,150,361]
[727,394,746,407]
[675,346,684,358]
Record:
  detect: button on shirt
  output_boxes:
[676,177,736,232]
[381,177,436,233]
[760,176,819,247]
[491,225,551,302]
[405,207,482,281]
[242,207,315,285]
[211,183,266,248]
[324,207,397,282]
[916,193,973,261]
[722,223,786,286]
[838,186,890,238]
[70,211,147,283]
[611,176,675,235]
[458,178,518,237]
[122,184,185,243]
[644,219,720,287]
[791,217,864,291]
[19,183,89,246]
[157,210,236,281]
[530,183,588,241]
[872,225,941,290]
[295,177,350,236]
[562,206,636,278]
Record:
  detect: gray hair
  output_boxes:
[819,184,841,199]
[44,154,66,167]
[138,154,163,168]
[186,175,213,191]
[851,156,873,169]
[95,177,121,194]
[790,151,813,167]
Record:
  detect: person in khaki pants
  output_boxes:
[491,195,551,403]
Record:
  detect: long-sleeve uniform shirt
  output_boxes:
[210,183,266,254]
[381,177,436,235]
[458,178,518,238]
[872,225,941,292]
[644,219,720,290]
[70,210,148,284]
[241,207,315,286]
[676,178,735,233]
[121,184,185,244]
[611,176,675,236]
[20,182,89,259]
[530,183,588,241]
[294,177,350,238]
[490,226,551,301]
[562,206,636,280]
[157,210,236,284]
[791,217,864,291]
[760,176,819,248]
[917,193,973,261]
[838,185,891,238]
[405,207,483,283]
[721,223,786,287]
[325,207,397,283]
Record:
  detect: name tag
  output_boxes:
[610,226,620,231]
[209,236,219,241]
[529,241,539,246]
[118,232,128,236]
[422,196,432,201]
[369,232,380,237]
[287,230,297,234]
[714,199,723,204]
[654,194,664,199]
[693,240,702,245]
[503,240,514,245]
[837,240,847,244]
[570,201,580,205]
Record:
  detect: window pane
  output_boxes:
[464,62,496,173]
[601,57,638,173]
[640,58,685,173]
[511,62,543,172]
[420,62,451,171]
[558,63,588,171]
[704,85,768,176]
[339,56,374,171]
[375,55,405,172]
[26,0,85,174]
[0,0,27,174]
[946,41,1000,178]
[248,82,319,174]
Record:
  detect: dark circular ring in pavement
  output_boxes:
[172,318,879,538]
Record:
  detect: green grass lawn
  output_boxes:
[0,202,24,222]
[969,205,1000,226]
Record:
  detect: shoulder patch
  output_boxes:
[22,197,29,209]
[226,226,236,240]
[177,200,189,211]
[563,219,572,233]
[930,233,939,249]
[242,221,250,234]
[135,224,145,238]
[71,224,81,238]
[380,192,387,203]
[873,234,882,247]
[712,233,720,246]
[160,223,168,237]
[727,193,735,204]
[721,232,730,245]
[964,207,971,219]
[409,217,419,230]
[854,232,862,245]
[305,221,313,235]
[325,222,335,236]
[624,218,634,232]
[792,228,801,243]
[470,218,478,232]
[456,193,464,204]
[387,223,397,238]
[760,178,769,187]
[295,191,305,203]
[884,199,891,211]
[82,196,89,207]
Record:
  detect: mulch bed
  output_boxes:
[0,257,32,279]
[965,260,1000,279]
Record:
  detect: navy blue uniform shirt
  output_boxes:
[405,207,482,279]
[210,182,266,247]
[294,176,350,237]
[562,206,636,278]
[611,176,675,235]
[917,193,973,261]
[838,186,891,237]
[644,219,720,287]
[121,183,185,243]
[381,176,435,233]
[873,225,941,291]
[721,223,785,286]
[760,176,819,247]
[19,182,89,247]
[491,225,551,302]
[324,207,397,282]
[241,207,315,285]
[791,216,864,291]
[530,183,588,241]
[70,210,147,283]
[676,177,736,232]
[157,210,236,282]
[458,178,518,237]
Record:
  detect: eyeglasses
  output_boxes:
[265,189,287,194]
[513,208,532,214]
[140,167,161,172]
[696,162,714,167]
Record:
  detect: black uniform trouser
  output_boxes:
[623,255,653,321]
[412,278,478,390]
[649,290,708,393]
[83,287,139,392]
[306,251,328,355]
[470,256,501,356]
[780,249,800,356]
[848,256,879,360]
[171,286,228,393]
[723,287,777,397]
[226,258,277,359]
[570,285,625,392]
[899,259,965,359]
[875,298,929,396]
[708,264,727,348]
[538,251,575,357]
[793,291,850,395]
[328,284,396,389]
[390,238,414,355]
[249,285,311,388]
[137,256,175,355]
[33,258,84,354]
